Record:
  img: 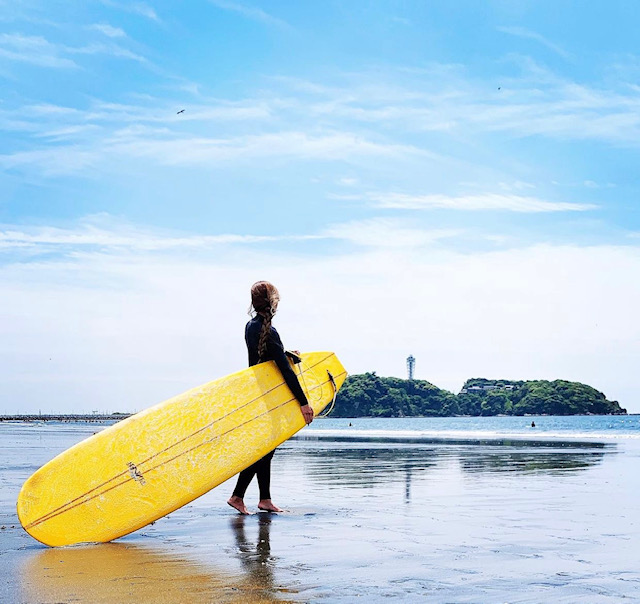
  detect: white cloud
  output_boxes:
[0,33,77,68]
[90,23,126,38]
[366,192,597,213]
[5,58,640,184]
[1,241,639,414]
[208,0,291,29]
[0,216,463,257]
[276,67,640,145]
[35,125,101,142]
[131,3,159,21]
[337,177,359,186]
[101,1,160,22]
[67,42,147,63]
[106,131,422,166]
[323,218,461,248]
[23,103,82,117]
[498,181,536,192]
[1,121,418,175]
[498,26,571,60]
[0,220,318,253]
[0,147,97,176]
[582,180,616,189]
[0,32,148,71]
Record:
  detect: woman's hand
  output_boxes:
[300,404,314,425]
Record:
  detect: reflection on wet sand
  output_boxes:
[21,538,295,604]
[291,438,612,488]
[230,514,278,595]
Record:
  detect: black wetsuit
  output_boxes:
[232,314,308,500]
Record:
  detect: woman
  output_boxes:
[227,281,314,515]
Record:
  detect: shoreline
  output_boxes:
[0,414,131,423]
[0,411,632,423]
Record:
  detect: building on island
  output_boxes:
[407,355,415,381]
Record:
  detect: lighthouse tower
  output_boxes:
[406,355,415,380]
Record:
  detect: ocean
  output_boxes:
[1,416,639,602]
[305,414,640,440]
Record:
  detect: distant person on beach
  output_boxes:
[531,421,536,428]
[227,281,313,515]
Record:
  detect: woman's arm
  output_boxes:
[266,328,314,424]
[267,328,309,407]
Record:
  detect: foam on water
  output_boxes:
[302,414,640,442]
[298,428,640,441]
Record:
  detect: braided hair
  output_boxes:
[250,281,280,362]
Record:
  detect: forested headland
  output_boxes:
[333,373,626,417]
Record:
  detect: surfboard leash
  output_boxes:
[294,354,338,417]
[295,357,334,416]
[317,370,338,418]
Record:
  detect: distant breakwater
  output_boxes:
[0,414,132,423]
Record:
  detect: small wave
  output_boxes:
[300,428,640,441]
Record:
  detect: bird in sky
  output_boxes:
[177,109,185,114]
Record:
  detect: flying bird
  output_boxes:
[177,109,185,114]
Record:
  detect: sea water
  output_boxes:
[304,414,640,441]
[2,416,640,602]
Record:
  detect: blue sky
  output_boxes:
[1,1,639,414]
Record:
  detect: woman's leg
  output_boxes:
[228,459,261,514]
[256,449,275,500]
[232,462,259,499]
[256,450,283,512]
[228,451,277,514]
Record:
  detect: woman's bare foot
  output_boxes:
[227,496,252,515]
[257,499,284,512]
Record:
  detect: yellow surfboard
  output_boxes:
[17,351,347,547]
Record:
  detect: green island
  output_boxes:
[333,373,626,417]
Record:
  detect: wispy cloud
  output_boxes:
[0,98,271,136]
[0,148,97,176]
[0,124,421,175]
[271,67,640,145]
[0,218,319,255]
[108,130,421,166]
[4,62,640,191]
[68,42,147,64]
[2,239,640,412]
[363,192,597,213]
[0,33,77,68]
[89,23,127,38]
[101,1,160,22]
[131,2,160,21]
[498,26,571,60]
[0,32,148,70]
[0,215,463,258]
[208,0,291,29]
[323,218,462,248]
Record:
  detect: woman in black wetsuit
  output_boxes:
[227,281,314,515]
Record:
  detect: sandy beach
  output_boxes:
[2,420,640,602]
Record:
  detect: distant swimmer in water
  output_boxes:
[531,421,536,428]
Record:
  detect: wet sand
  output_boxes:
[2,423,640,602]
